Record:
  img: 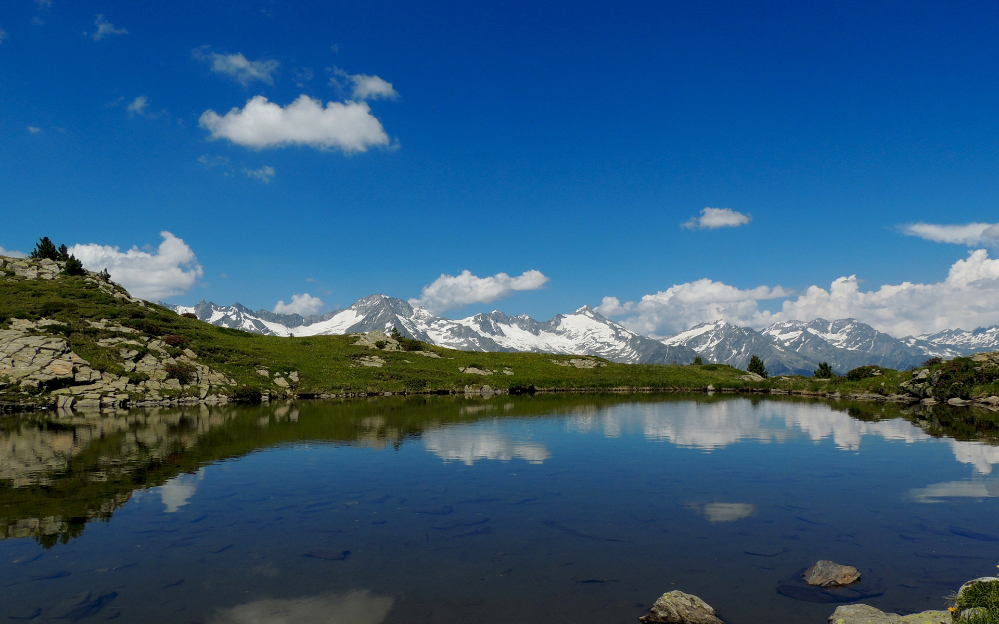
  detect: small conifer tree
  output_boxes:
[30,237,60,261]
[693,356,703,365]
[747,355,768,378]
[63,255,86,276]
[813,362,834,378]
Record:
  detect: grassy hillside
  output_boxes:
[3,257,999,409]
[0,261,752,406]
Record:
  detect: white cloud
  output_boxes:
[27,126,41,133]
[89,14,127,41]
[350,74,399,100]
[35,0,52,9]
[200,95,390,152]
[127,95,147,114]
[0,246,27,258]
[901,222,999,247]
[596,279,791,337]
[683,207,751,230]
[126,95,165,119]
[409,269,550,314]
[599,249,999,337]
[0,28,8,44]
[69,231,204,301]
[329,67,400,101]
[243,165,275,183]
[193,47,279,86]
[274,293,325,316]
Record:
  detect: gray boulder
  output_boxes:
[639,590,723,624]
[804,560,861,587]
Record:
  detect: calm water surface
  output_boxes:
[2,395,998,623]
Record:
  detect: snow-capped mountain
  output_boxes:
[167,295,697,365]
[660,320,818,375]
[761,319,925,373]
[903,327,999,358]
[166,295,999,374]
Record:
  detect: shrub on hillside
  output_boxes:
[164,362,197,385]
[813,362,834,378]
[922,356,943,367]
[693,356,703,365]
[747,355,768,378]
[932,357,999,399]
[846,365,884,381]
[181,312,198,319]
[162,334,188,347]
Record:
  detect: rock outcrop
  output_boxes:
[639,591,723,624]
[0,317,236,411]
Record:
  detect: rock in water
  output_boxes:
[828,604,949,624]
[639,591,723,624]
[804,560,861,587]
[828,604,895,624]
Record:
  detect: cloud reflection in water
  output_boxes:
[565,401,999,474]
[210,589,394,624]
[424,427,550,465]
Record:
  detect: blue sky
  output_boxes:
[2,1,999,337]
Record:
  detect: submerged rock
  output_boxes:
[804,560,861,587]
[639,590,723,624]
[828,604,948,624]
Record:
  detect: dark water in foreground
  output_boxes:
[1,395,999,623]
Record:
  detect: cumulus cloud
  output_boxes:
[27,126,41,133]
[69,231,203,300]
[683,207,751,230]
[273,293,325,316]
[901,222,999,248]
[89,14,127,41]
[329,67,399,101]
[0,246,27,258]
[599,250,999,338]
[409,269,550,314]
[200,95,390,152]
[243,165,275,183]
[193,47,279,86]
[350,74,399,100]
[596,279,791,336]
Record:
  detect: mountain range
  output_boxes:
[165,295,999,375]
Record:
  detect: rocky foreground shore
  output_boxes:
[639,567,998,624]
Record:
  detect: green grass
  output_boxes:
[4,266,999,406]
[0,270,757,403]
[951,577,999,624]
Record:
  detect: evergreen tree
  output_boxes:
[57,244,70,261]
[29,237,59,261]
[63,255,86,276]
[813,362,834,378]
[747,355,768,378]
[692,356,703,365]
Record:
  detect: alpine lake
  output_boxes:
[2,394,998,624]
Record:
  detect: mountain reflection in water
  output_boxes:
[1,395,999,624]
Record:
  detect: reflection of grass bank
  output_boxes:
[2,393,998,549]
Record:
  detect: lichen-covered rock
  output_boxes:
[804,560,861,587]
[639,590,723,624]
[828,604,948,624]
